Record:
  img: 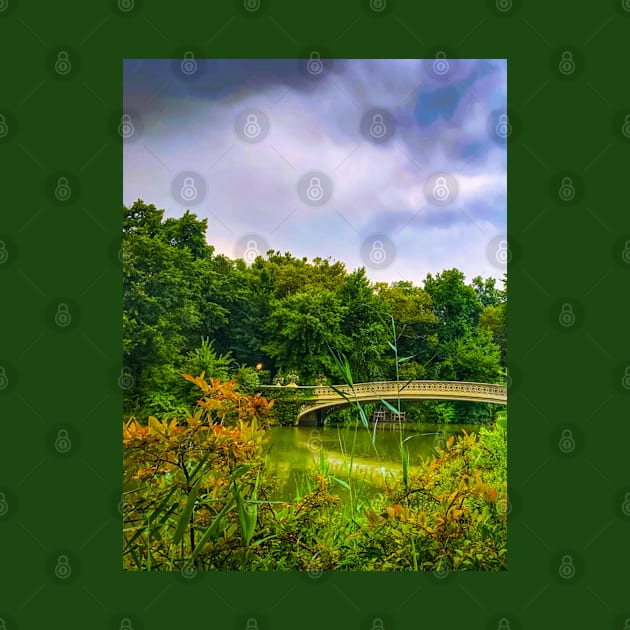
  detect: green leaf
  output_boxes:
[187,449,213,484]
[173,476,202,545]
[229,464,253,481]
[123,485,179,553]
[400,442,409,488]
[332,476,351,490]
[380,399,400,415]
[398,376,416,393]
[190,496,236,562]
[330,385,352,403]
[250,534,278,548]
[342,355,354,388]
[357,405,369,430]
[397,354,416,363]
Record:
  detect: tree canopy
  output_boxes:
[122,200,507,422]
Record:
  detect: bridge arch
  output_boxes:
[264,380,507,426]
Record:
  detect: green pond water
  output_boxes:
[263,423,478,501]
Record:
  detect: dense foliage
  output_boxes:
[122,200,506,424]
[123,373,507,571]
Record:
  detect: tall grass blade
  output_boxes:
[190,496,236,562]
[173,477,202,545]
[380,399,400,415]
[400,442,409,489]
[397,354,416,363]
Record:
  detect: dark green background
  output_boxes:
[1,0,629,628]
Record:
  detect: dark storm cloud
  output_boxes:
[123,58,506,284]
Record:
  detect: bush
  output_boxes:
[123,372,507,571]
[349,422,507,570]
[123,373,274,571]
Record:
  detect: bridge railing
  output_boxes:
[308,381,506,400]
[262,381,507,403]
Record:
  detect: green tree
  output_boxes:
[375,281,439,379]
[479,303,507,365]
[262,289,349,382]
[471,275,501,308]
[424,269,481,344]
[440,329,502,384]
[336,269,390,382]
[122,201,228,416]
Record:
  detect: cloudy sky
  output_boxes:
[123,58,507,286]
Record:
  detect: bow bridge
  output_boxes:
[263,380,507,426]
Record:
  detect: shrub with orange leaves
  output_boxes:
[351,425,507,571]
[122,372,274,571]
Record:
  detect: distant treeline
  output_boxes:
[122,200,506,423]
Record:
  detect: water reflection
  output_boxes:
[263,423,477,500]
